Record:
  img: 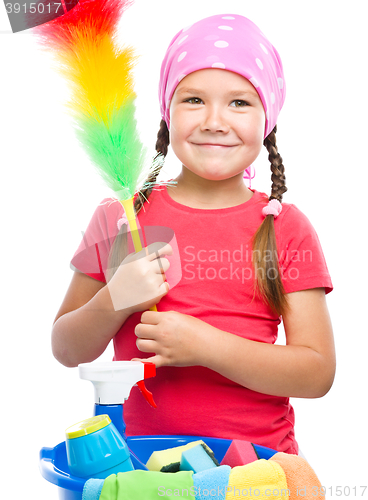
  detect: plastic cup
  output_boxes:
[65,415,134,479]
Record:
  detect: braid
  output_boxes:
[252,125,289,317]
[134,119,170,214]
[263,125,287,202]
[106,120,170,281]
[156,118,170,156]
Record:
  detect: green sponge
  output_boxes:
[146,440,214,473]
[180,443,219,473]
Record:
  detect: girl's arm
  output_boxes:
[135,287,336,398]
[52,272,131,368]
[201,287,336,398]
[52,243,172,368]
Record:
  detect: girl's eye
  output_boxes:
[184,97,249,108]
[185,97,203,105]
[230,100,249,108]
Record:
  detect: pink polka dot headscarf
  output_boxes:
[159,13,286,140]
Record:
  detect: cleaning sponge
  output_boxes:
[146,440,206,472]
[193,465,231,500]
[180,443,219,473]
[220,439,259,467]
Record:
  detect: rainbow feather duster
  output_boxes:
[33,0,172,309]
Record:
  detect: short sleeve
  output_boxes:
[70,198,124,282]
[276,204,333,294]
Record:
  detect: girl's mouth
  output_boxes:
[193,143,237,149]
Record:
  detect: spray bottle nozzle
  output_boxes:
[78,361,157,408]
[137,361,157,408]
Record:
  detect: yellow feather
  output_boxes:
[54,31,137,124]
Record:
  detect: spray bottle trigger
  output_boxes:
[136,380,157,408]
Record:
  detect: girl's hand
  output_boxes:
[107,242,172,314]
[133,310,209,368]
[134,289,335,399]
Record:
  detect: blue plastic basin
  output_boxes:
[39,435,276,500]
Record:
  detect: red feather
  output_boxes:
[34,0,134,49]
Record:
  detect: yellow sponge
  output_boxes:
[146,441,212,472]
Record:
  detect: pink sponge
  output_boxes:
[220,440,259,467]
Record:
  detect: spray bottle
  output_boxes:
[65,360,156,477]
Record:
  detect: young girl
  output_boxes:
[52,14,335,455]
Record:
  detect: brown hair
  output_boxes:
[107,120,289,316]
[252,124,289,317]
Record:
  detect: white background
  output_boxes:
[1,0,367,498]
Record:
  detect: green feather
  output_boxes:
[73,95,149,200]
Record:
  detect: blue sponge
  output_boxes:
[193,465,231,500]
[82,478,104,500]
[180,443,219,473]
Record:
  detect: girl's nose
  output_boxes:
[200,106,230,133]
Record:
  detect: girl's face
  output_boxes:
[169,69,266,182]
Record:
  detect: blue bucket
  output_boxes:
[39,435,277,500]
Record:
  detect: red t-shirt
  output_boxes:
[71,187,333,454]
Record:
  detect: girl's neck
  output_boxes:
[167,169,254,210]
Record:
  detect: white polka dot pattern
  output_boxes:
[177,52,187,62]
[256,58,264,70]
[177,35,188,45]
[159,13,286,138]
[260,43,268,54]
[249,77,259,88]
[214,40,229,48]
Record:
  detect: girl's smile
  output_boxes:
[192,145,238,155]
[192,143,238,148]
